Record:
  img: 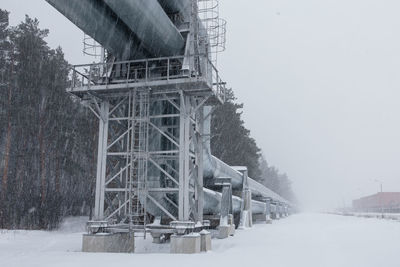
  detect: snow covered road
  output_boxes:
[1,213,399,267]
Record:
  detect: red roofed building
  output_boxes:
[353,192,400,213]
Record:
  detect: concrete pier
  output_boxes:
[200,230,212,252]
[82,233,134,253]
[240,188,253,228]
[151,232,164,244]
[218,214,235,239]
[170,234,201,254]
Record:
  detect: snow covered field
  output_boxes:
[1,213,399,267]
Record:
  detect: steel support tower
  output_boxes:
[68,0,226,235]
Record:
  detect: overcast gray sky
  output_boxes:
[2,0,400,210]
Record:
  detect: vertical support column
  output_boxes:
[270,202,277,220]
[265,198,272,224]
[196,107,204,223]
[276,202,282,219]
[178,93,190,221]
[220,182,232,226]
[184,96,191,221]
[283,204,288,217]
[239,169,253,228]
[216,177,234,239]
[94,101,110,221]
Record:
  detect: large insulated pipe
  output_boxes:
[202,107,290,205]
[46,0,147,60]
[142,187,266,220]
[103,0,185,57]
[158,0,191,15]
[204,150,288,204]
[204,189,266,216]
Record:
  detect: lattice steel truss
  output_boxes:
[82,89,211,234]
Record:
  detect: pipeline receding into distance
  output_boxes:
[46,0,290,222]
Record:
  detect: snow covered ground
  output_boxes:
[1,213,399,267]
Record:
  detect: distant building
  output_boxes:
[353,192,400,213]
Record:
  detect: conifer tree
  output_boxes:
[211,89,261,179]
[0,12,97,229]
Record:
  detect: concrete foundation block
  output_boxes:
[218,220,236,239]
[218,225,231,239]
[170,234,201,254]
[82,233,134,253]
[229,224,235,236]
[151,233,163,244]
[240,210,253,228]
[266,215,273,224]
[200,230,212,252]
[228,214,234,225]
[219,224,236,239]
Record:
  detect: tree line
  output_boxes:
[211,89,296,202]
[0,11,295,229]
[0,11,97,229]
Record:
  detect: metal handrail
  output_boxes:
[69,54,226,102]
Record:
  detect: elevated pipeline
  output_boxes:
[203,107,290,205]
[158,0,191,17]
[46,0,148,60]
[46,0,186,59]
[142,106,288,221]
[46,0,289,222]
[103,0,185,57]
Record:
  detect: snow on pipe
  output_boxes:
[102,0,185,57]
[45,0,148,60]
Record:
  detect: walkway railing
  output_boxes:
[69,54,226,102]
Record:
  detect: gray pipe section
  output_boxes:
[202,107,290,205]
[47,0,188,58]
[203,150,288,203]
[144,104,270,219]
[143,187,265,220]
[103,0,185,57]
[46,0,148,60]
[248,178,288,204]
[203,188,241,215]
[158,0,191,15]
[204,188,266,216]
